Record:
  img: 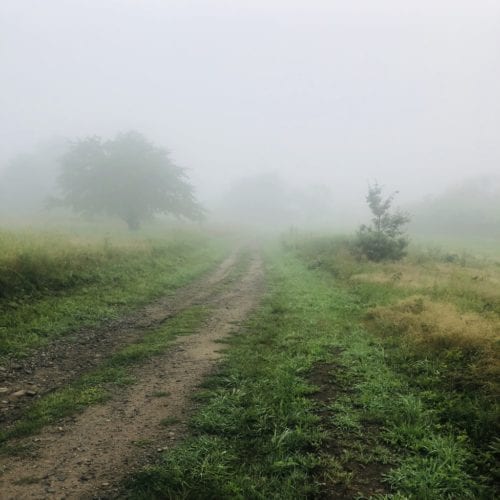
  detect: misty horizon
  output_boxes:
[1,0,499,226]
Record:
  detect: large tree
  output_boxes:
[57,131,203,229]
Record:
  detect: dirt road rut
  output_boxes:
[0,249,239,425]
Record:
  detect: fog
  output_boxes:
[1,1,499,232]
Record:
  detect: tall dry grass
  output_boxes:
[366,296,500,394]
[0,228,201,302]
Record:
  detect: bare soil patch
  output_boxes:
[0,249,264,499]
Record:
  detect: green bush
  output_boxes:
[353,230,409,262]
[352,182,410,262]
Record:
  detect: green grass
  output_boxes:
[0,227,228,358]
[296,236,499,441]
[125,245,496,499]
[295,236,499,496]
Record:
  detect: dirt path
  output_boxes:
[0,248,241,425]
[0,248,264,499]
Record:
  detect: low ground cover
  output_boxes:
[296,236,499,497]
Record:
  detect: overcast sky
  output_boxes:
[1,0,499,204]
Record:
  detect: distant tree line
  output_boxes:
[408,177,500,239]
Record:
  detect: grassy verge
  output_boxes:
[0,228,228,358]
[126,245,496,499]
[296,236,499,481]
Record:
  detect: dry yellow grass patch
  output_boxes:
[350,267,436,288]
[366,296,500,392]
[351,262,458,288]
[352,260,500,311]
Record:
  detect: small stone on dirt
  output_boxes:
[11,389,27,397]
[0,387,9,394]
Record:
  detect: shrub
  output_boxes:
[353,182,411,261]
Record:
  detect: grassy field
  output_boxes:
[294,236,499,496]
[0,224,228,359]
[126,236,498,499]
[0,224,497,498]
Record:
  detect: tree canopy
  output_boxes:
[57,131,203,229]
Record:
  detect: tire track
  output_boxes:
[0,248,240,425]
[0,247,264,499]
